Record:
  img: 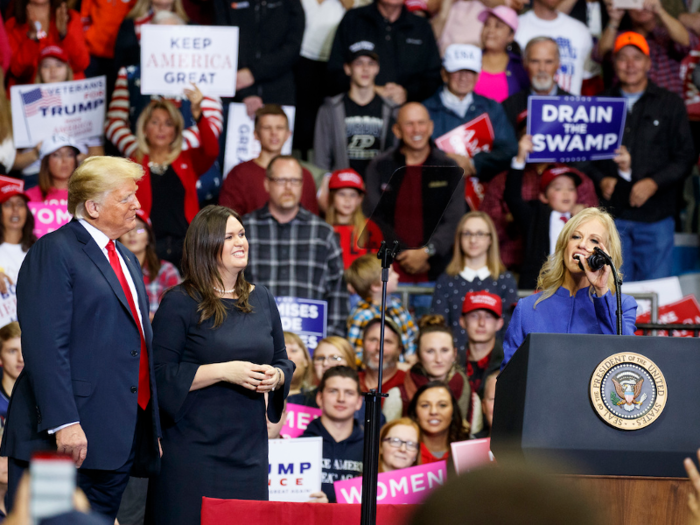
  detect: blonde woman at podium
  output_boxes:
[501,208,637,367]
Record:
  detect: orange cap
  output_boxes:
[613,32,649,56]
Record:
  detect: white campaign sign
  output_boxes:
[268,437,322,502]
[223,103,295,177]
[10,77,106,148]
[140,25,239,97]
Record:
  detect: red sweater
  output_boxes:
[134,115,220,224]
[219,159,319,216]
[5,9,90,86]
[80,0,137,58]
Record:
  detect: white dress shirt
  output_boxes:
[460,265,491,283]
[549,211,571,255]
[49,219,144,435]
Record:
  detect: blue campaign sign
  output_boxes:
[526,96,627,163]
[275,297,327,353]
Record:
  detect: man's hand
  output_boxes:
[600,177,618,201]
[243,96,263,119]
[515,134,533,164]
[56,423,88,468]
[236,68,255,90]
[379,83,407,105]
[396,249,430,275]
[630,178,658,208]
[446,153,476,176]
[308,491,329,503]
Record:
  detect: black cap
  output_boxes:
[345,40,380,64]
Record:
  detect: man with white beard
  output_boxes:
[363,102,465,282]
[502,37,571,131]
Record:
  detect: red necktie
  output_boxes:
[107,240,151,410]
[560,215,569,224]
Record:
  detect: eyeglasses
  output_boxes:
[313,355,345,364]
[461,231,491,239]
[383,437,419,451]
[267,176,303,187]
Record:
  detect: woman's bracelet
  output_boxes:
[271,368,282,392]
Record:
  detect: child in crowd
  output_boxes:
[430,212,518,361]
[301,366,365,503]
[0,322,23,421]
[346,254,417,360]
[505,134,587,290]
[326,169,383,269]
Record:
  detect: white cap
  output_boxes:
[443,44,482,74]
[39,134,87,160]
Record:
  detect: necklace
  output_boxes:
[148,161,170,175]
[214,287,236,294]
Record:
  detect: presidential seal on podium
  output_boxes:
[589,352,667,430]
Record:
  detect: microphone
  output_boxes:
[574,248,608,272]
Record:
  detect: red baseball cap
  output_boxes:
[0,176,28,204]
[539,164,584,193]
[135,209,152,228]
[462,291,502,318]
[329,169,365,192]
[39,45,69,63]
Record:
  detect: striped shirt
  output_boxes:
[243,205,349,336]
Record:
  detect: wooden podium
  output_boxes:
[492,334,700,523]
[563,476,691,524]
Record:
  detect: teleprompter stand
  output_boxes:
[359,240,399,525]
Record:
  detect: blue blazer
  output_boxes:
[1,220,162,474]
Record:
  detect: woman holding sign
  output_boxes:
[502,208,638,368]
[128,84,219,268]
[147,205,294,525]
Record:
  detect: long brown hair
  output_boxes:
[326,188,370,249]
[445,212,505,280]
[180,205,252,327]
[138,217,161,279]
[37,149,78,199]
[0,70,11,144]
[0,199,37,253]
[408,381,469,445]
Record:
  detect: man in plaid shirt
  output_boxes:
[243,155,349,336]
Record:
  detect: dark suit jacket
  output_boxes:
[1,220,161,475]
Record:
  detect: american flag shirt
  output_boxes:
[243,205,349,336]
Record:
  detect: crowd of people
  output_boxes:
[0,0,699,521]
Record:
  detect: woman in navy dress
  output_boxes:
[502,208,637,367]
[146,205,294,525]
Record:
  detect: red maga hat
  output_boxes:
[462,291,502,318]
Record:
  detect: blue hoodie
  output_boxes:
[301,417,365,503]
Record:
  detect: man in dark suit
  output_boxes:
[1,156,161,520]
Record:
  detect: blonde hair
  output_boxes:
[68,157,144,217]
[127,0,189,22]
[535,208,623,307]
[0,70,11,143]
[135,99,184,164]
[326,188,369,250]
[284,332,314,390]
[315,336,357,378]
[379,418,421,472]
[446,212,505,280]
[345,254,381,300]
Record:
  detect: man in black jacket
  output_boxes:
[326,0,442,105]
[591,32,696,281]
[362,103,465,282]
[212,0,304,109]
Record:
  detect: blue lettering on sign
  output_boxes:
[526,96,627,163]
[275,297,327,353]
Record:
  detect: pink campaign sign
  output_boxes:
[451,438,494,475]
[334,461,447,505]
[280,403,322,439]
[28,203,72,238]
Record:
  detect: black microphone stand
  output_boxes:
[593,247,624,335]
[359,240,399,525]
